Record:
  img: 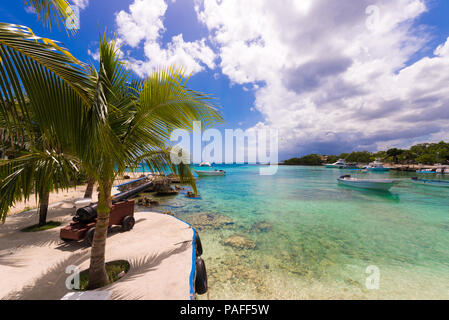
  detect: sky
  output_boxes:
[1,0,449,160]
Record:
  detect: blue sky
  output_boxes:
[1,0,449,160]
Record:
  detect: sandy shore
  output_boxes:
[0,194,194,300]
[1,173,196,300]
[7,172,149,217]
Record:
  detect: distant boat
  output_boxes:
[411,177,449,188]
[366,160,390,172]
[416,168,435,174]
[195,169,226,176]
[435,167,449,174]
[325,159,347,168]
[199,161,212,167]
[338,175,397,191]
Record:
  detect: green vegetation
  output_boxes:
[284,141,449,165]
[283,154,323,166]
[345,151,373,163]
[21,221,61,232]
[76,260,130,291]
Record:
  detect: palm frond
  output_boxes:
[23,0,76,33]
[0,23,94,130]
[0,149,81,222]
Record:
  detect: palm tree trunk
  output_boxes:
[84,177,95,198]
[38,188,50,226]
[87,179,112,289]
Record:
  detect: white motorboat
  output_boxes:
[325,159,346,168]
[411,177,449,188]
[195,169,226,176]
[366,160,390,172]
[199,161,212,167]
[338,175,397,191]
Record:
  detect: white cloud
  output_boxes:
[115,0,216,76]
[194,0,449,155]
[87,48,100,61]
[72,0,89,10]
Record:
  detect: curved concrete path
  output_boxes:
[0,204,195,300]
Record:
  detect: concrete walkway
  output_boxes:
[0,203,195,300]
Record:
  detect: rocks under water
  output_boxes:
[223,235,256,250]
[252,222,273,233]
[182,213,234,231]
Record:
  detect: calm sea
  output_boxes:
[136,164,449,299]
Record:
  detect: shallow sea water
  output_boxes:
[143,165,449,299]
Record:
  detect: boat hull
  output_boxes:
[195,170,226,176]
[338,179,395,191]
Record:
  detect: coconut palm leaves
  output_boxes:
[23,0,76,32]
[0,148,80,223]
[80,36,223,288]
[0,23,94,134]
[0,3,94,224]
[0,28,224,287]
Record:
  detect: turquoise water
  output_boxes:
[145,165,449,299]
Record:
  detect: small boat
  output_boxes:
[366,160,390,172]
[199,161,212,167]
[416,168,435,174]
[338,175,397,191]
[411,177,449,188]
[195,169,226,176]
[325,159,347,168]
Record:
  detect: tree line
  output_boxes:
[283,141,449,166]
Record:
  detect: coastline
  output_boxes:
[3,165,449,299]
[280,163,448,172]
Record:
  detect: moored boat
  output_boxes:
[338,175,397,191]
[199,161,212,167]
[366,160,390,172]
[195,169,226,176]
[325,159,347,168]
[416,168,435,174]
[411,177,449,188]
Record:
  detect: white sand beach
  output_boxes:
[0,184,195,300]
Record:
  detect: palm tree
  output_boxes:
[0,0,93,224]
[79,37,223,289]
[1,1,224,289]
[83,177,95,198]
[0,109,82,225]
[1,34,223,288]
